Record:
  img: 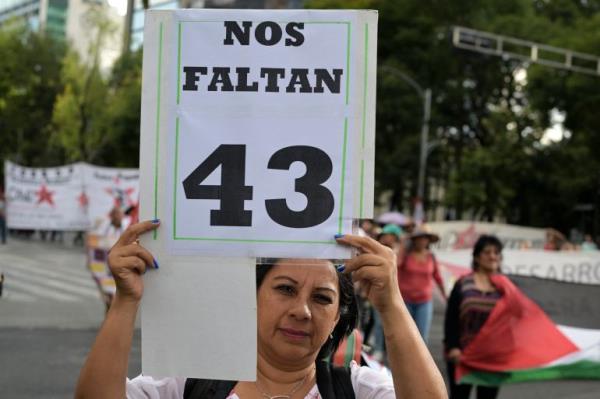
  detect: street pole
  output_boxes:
[380,66,432,207]
[417,88,432,201]
[122,0,134,55]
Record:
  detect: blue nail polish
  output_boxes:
[336,264,345,273]
[151,219,160,224]
[153,258,160,269]
[334,234,344,239]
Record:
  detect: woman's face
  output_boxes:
[257,259,340,367]
[413,236,430,250]
[378,234,399,251]
[475,245,502,273]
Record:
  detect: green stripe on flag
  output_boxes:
[344,331,356,367]
[461,360,600,386]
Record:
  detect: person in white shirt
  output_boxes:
[75,220,447,399]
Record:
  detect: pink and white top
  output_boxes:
[126,361,395,399]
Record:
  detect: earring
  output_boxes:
[329,333,334,339]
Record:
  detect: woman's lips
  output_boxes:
[279,328,310,339]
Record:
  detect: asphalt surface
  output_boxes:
[0,234,599,398]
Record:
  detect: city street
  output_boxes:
[1,236,599,398]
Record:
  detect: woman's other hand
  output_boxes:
[335,234,402,314]
[107,220,160,303]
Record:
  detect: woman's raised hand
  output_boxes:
[107,220,160,303]
[335,234,403,313]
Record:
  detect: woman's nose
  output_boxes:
[289,297,311,320]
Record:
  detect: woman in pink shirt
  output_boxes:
[398,226,446,343]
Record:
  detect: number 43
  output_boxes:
[182,144,335,228]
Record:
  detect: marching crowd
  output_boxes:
[1,185,596,398]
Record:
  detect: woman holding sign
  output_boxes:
[75,220,447,399]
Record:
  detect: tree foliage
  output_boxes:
[0,26,65,167]
[2,1,600,234]
[308,0,600,234]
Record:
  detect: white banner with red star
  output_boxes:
[4,161,139,231]
[4,160,89,230]
[428,221,546,250]
[81,164,140,230]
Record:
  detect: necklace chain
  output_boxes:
[255,369,313,399]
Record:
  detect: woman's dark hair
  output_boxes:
[256,262,359,360]
[472,235,503,270]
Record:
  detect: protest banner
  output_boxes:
[4,161,140,231]
[4,161,89,230]
[82,164,139,229]
[428,221,546,250]
[138,9,378,379]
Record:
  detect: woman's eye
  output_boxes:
[275,285,295,295]
[314,294,333,304]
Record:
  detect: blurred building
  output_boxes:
[0,0,66,39]
[66,0,123,71]
[1,0,304,69]
[130,0,304,50]
[0,1,123,70]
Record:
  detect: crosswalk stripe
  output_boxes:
[4,268,100,299]
[1,251,91,277]
[3,262,97,290]
[0,253,97,288]
[2,272,82,302]
[1,289,36,302]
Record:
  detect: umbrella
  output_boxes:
[375,211,411,226]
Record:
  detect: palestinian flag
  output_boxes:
[456,273,600,385]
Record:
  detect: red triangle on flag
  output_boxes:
[457,274,578,381]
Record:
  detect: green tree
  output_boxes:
[307,0,600,235]
[50,5,116,163]
[0,25,65,167]
[95,48,143,167]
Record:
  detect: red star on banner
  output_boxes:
[36,184,55,206]
[104,175,136,208]
[453,224,480,249]
[78,191,89,208]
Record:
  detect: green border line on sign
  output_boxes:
[174,237,336,244]
[177,22,182,104]
[153,22,164,240]
[338,117,349,234]
[359,23,369,218]
[179,20,350,24]
[173,117,180,240]
[172,20,353,244]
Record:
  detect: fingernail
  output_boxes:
[153,258,160,269]
[151,219,160,224]
[336,264,345,273]
[334,234,344,239]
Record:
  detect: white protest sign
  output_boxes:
[4,161,89,230]
[138,9,377,381]
[140,9,378,259]
[141,256,257,380]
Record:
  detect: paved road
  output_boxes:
[1,236,599,398]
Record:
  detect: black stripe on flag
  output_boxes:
[509,275,600,329]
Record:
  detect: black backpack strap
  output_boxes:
[184,361,355,399]
[331,366,356,399]
[315,360,356,399]
[183,378,237,399]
